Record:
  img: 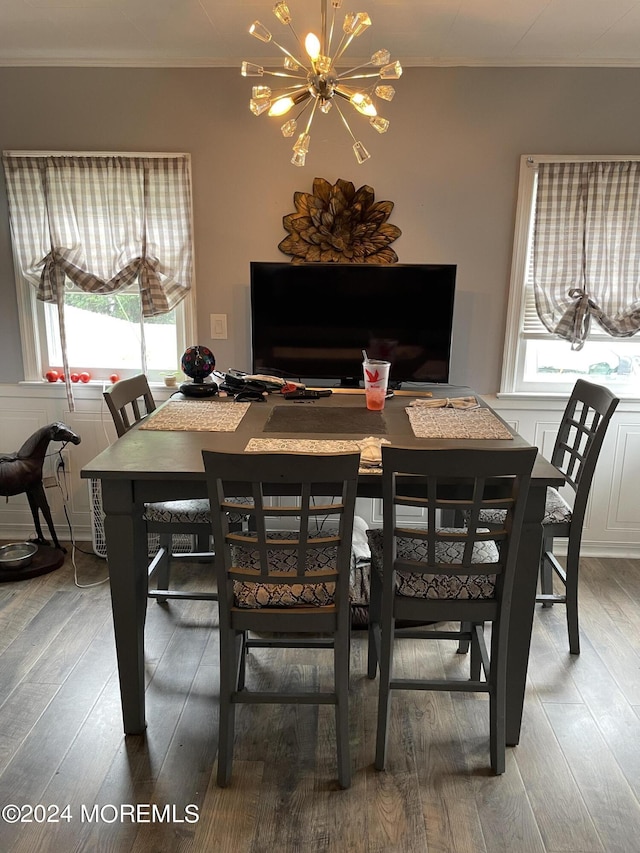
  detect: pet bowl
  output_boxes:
[0,542,38,570]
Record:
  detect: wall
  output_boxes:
[2,66,640,394]
[1,66,639,551]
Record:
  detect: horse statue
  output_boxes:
[0,422,81,552]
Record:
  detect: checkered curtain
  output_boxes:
[2,154,193,407]
[533,161,640,350]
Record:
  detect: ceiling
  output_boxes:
[2,0,640,68]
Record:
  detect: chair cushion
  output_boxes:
[476,487,573,528]
[366,528,499,599]
[231,529,355,609]
[542,488,572,525]
[143,497,249,525]
[144,499,211,524]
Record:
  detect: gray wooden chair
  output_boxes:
[202,449,360,789]
[537,380,619,653]
[104,374,217,603]
[367,445,537,775]
[476,379,619,654]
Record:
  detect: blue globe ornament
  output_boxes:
[180,346,218,397]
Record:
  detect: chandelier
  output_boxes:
[242,0,402,166]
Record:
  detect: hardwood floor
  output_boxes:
[1,543,640,852]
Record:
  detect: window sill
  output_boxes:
[492,390,640,412]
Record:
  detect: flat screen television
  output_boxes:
[250,262,457,388]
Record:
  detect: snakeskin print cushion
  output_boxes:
[231,529,355,609]
[541,488,573,525]
[476,487,572,527]
[366,528,499,599]
[143,497,249,525]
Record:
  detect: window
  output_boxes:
[3,152,196,392]
[501,155,640,397]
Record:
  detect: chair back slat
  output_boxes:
[103,374,156,437]
[382,446,537,596]
[551,379,619,500]
[203,450,360,591]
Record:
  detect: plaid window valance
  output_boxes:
[2,152,193,407]
[533,161,640,350]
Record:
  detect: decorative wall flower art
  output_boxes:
[278,177,401,263]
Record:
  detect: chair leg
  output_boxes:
[217,629,241,787]
[153,533,172,604]
[457,621,471,655]
[195,531,210,552]
[565,536,581,655]
[489,622,506,775]
[374,596,395,771]
[539,534,554,605]
[334,619,352,789]
[469,622,483,681]
[367,563,382,679]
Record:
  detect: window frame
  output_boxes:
[500,154,640,399]
[7,150,197,384]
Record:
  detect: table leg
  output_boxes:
[102,479,149,734]
[506,482,546,746]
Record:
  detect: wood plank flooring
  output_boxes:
[1,545,640,852]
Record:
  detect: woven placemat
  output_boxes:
[139,400,250,432]
[244,438,381,474]
[406,406,513,440]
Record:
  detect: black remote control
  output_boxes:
[283,389,333,400]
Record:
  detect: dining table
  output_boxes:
[81,384,564,747]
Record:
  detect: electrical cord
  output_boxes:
[51,448,110,588]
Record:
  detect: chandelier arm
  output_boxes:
[270,36,309,70]
[304,97,320,134]
[271,84,312,99]
[333,33,357,65]
[294,98,314,123]
[333,100,358,143]
[286,21,302,49]
[337,70,380,80]
[327,5,338,56]
[331,32,350,63]
[321,0,328,55]
[260,69,308,79]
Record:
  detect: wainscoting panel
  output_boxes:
[1,384,639,557]
[608,421,640,528]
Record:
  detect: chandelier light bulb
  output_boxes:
[242,0,401,165]
[268,96,296,117]
[305,32,321,61]
[350,92,377,117]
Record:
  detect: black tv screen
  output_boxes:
[250,262,456,387]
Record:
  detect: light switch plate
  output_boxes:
[210,313,228,339]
